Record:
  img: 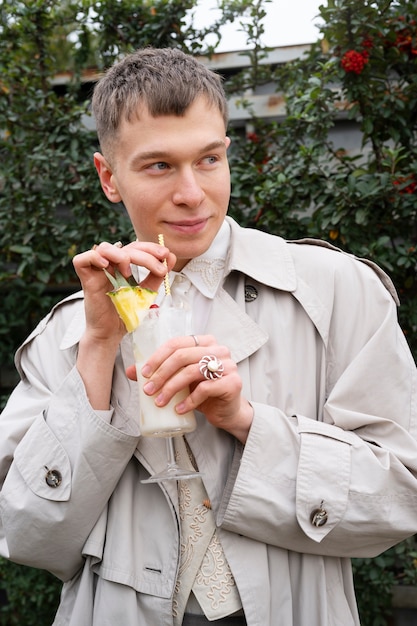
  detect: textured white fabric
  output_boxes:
[182,220,230,300]
[156,220,231,334]
[172,436,242,624]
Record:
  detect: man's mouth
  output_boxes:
[166,218,208,234]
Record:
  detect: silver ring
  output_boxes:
[191,335,199,347]
[199,355,224,380]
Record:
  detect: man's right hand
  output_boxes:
[73,240,176,344]
[73,240,176,410]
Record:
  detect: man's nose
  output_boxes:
[172,169,205,208]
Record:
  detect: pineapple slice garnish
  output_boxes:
[104,269,157,332]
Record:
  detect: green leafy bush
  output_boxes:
[352,538,417,625]
[0,561,61,626]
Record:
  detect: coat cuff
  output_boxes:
[217,404,352,544]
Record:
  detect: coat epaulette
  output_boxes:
[290,237,400,306]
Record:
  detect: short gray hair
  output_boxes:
[92,47,228,158]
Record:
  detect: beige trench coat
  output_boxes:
[1,217,417,626]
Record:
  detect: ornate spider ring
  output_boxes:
[199,355,224,381]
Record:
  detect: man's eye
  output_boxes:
[203,156,218,165]
[149,162,168,171]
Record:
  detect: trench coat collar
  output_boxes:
[225,216,297,292]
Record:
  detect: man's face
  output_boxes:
[95,96,231,271]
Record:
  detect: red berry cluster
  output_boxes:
[393,175,417,195]
[247,132,260,143]
[386,16,417,58]
[341,49,370,75]
[362,37,374,50]
[395,29,417,58]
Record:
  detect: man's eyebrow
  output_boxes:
[130,140,228,167]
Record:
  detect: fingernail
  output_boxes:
[143,381,155,394]
[141,364,151,377]
[176,402,186,413]
[155,393,164,406]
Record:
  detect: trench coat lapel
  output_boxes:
[205,286,268,364]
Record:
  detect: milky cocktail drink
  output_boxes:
[132,305,197,437]
[104,244,199,480]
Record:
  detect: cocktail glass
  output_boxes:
[132,303,201,483]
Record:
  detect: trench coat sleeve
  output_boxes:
[0,298,140,581]
[218,249,417,558]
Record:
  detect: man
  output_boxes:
[1,47,417,626]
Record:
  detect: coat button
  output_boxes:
[45,468,62,488]
[245,285,258,302]
[310,502,328,527]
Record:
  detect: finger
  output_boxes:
[90,242,136,277]
[92,241,177,292]
[128,336,211,386]
[74,241,165,273]
[146,353,234,407]
[126,364,137,381]
[176,369,243,416]
[73,247,110,273]
[140,335,218,378]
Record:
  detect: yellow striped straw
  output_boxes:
[158,234,171,296]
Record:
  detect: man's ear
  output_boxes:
[93,152,122,203]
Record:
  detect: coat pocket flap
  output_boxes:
[14,413,71,501]
[296,420,352,542]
